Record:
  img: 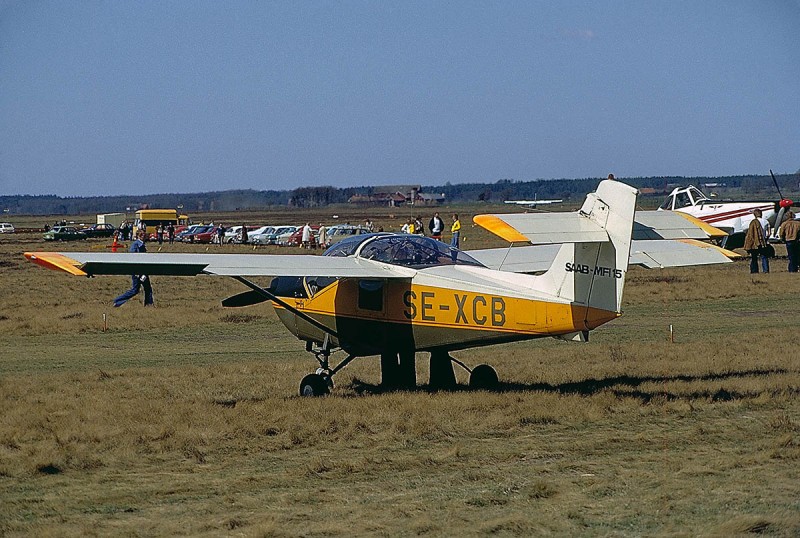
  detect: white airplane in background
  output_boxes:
[503,194,563,208]
[658,175,794,249]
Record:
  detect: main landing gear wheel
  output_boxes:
[469,364,499,390]
[300,373,330,397]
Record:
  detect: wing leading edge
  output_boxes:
[24,252,414,279]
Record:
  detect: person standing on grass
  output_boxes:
[450,213,461,249]
[429,212,444,241]
[318,224,327,249]
[744,208,769,274]
[113,231,154,307]
[217,224,226,246]
[780,211,800,272]
[301,223,312,249]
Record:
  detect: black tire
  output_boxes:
[299,373,330,397]
[469,364,499,390]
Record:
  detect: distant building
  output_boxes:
[413,192,446,205]
[348,184,444,207]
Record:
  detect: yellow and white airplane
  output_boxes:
[25,179,736,396]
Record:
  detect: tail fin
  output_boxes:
[532,179,638,319]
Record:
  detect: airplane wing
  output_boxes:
[466,239,739,273]
[24,251,415,278]
[503,199,563,206]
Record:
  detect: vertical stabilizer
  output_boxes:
[533,180,638,320]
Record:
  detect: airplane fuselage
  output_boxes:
[272,265,618,356]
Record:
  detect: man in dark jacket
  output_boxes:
[429,212,444,241]
[113,231,154,307]
[780,212,800,272]
[743,209,769,274]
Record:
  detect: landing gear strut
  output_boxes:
[429,351,499,390]
[299,338,357,397]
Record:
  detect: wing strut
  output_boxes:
[230,276,340,339]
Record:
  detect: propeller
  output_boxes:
[770,169,793,239]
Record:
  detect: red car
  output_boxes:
[191,226,222,244]
[286,225,320,247]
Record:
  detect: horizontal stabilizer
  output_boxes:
[474,209,726,245]
[630,239,739,268]
[474,213,608,244]
[466,238,736,273]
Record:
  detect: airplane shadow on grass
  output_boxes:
[348,368,796,403]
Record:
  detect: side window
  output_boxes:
[358,280,384,311]
[675,193,691,208]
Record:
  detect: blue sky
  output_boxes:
[1,0,798,197]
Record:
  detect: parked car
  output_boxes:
[0,222,15,234]
[285,225,320,247]
[249,226,276,245]
[191,226,221,244]
[80,223,117,238]
[43,226,87,241]
[175,225,206,242]
[224,226,247,243]
[253,226,297,245]
[325,225,371,246]
[180,225,215,243]
[275,226,300,246]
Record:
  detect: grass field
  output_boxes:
[1,210,799,536]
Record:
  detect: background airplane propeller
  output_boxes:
[770,169,794,237]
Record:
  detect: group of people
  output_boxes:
[744,208,800,273]
[299,223,327,249]
[401,212,461,248]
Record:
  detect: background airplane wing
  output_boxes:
[466,239,738,273]
[24,252,414,278]
[503,199,563,206]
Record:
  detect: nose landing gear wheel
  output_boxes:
[469,364,499,390]
[300,373,331,396]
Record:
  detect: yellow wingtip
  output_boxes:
[473,215,530,243]
[676,239,742,259]
[674,212,729,238]
[24,252,87,276]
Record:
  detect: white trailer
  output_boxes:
[97,213,126,228]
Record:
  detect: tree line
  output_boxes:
[2,173,797,215]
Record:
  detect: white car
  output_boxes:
[224,225,259,244]
[249,226,277,245]
[274,226,299,246]
[0,223,14,234]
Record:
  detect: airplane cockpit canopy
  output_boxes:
[660,185,710,210]
[324,233,485,269]
[323,233,389,258]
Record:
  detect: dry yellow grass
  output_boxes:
[1,219,799,536]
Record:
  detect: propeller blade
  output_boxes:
[772,207,787,240]
[770,169,785,201]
